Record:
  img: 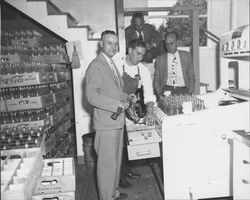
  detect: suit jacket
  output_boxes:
[125,23,162,47]
[125,23,164,56]
[86,53,128,130]
[153,50,195,96]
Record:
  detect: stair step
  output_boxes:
[5,0,93,41]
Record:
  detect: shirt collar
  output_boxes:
[101,52,112,65]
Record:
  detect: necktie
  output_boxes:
[171,54,177,85]
[110,59,122,87]
[138,31,143,41]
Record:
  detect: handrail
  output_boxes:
[200,27,220,43]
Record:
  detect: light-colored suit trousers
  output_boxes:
[94,128,124,200]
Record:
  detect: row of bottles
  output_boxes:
[43,132,71,159]
[1,30,42,44]
[0,81,69,100]
[0,102,66,124]
[0,62,68,75]
[0,125,44,150]
[1,44,67,57]
[159,94,205,116]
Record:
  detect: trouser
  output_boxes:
[120,131,130,181]
[94,128,124,200]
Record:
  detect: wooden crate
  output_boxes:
[53,88,71,103]
[0,55,31,63]
[0,116,51,132]
[11,37,41,47]
[3,94,54,111]
[32,191,75,200]
[1,147,44,200]
[0,72,56,88]
[34,157,75,194]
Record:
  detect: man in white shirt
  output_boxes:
[113,39,156,125]
[113,39,156,189]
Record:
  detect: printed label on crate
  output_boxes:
[5,94,54,111]
[32,191,75,200]
[34,157,75,194]
[0,72,55,87]
[0,117,51,132]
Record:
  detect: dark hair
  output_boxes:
[164,29,179,40]
[101,30,116,40]
[131,12,145,24]
[128,39,146,49]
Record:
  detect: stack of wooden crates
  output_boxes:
[1,27,75,200]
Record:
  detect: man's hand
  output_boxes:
[144,101,155,126]
[119,100,129,111]
[144,111,155,126]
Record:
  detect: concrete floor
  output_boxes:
[75,160,163,200]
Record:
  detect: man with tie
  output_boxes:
[153,30,195,97]
[86,30,129,200]
[125,12,164,63]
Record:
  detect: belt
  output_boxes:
[165,85,186,89]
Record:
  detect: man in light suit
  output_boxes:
[154,30,195,97]
[125,12,164,63]
[86,30,128,200]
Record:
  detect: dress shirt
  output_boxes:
[166,51,185,87]
[102,52,121,85]
[136,30,144,41]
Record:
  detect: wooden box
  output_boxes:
[0,116,51,133]
[34,157,75,194]
[1,147,44,200]
[0,72,55,88]
[31,191,75,200]
[4,94,54,111]
[0,55,31,63]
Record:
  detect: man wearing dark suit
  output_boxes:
[86,30,128,200]
[154,30,195,97]
[125,12,164,63]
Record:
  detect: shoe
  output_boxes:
[115,193,128,200]
[126,171,141,179]
[119,178,132,188]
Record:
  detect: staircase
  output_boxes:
[4,0,98,164]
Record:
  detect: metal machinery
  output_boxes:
[114,0,249,198]
[153,25,249,199]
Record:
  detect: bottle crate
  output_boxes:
[1,94,54,112]
[31,191,75,200]
[0,72,56,88]
[1,147,44,200]
[33,157,75,194]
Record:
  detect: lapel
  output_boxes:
[162,53,168,85]
[178,50,187,81]
[98,53,123,88]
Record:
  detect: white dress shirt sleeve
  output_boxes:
[138,63,156,104]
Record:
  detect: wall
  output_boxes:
[47,0,249,163]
